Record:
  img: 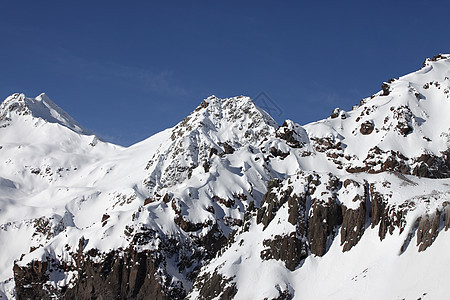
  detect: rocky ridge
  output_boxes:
[1,55,450,299]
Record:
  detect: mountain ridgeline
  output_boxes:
[1,55,450,299]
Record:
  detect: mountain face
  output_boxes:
[1,55,450,299]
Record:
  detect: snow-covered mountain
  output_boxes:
[1,54,450,299]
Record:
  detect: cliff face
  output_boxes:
[189,172,450,300]
[4,55,450,300]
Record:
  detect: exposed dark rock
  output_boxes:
[202,160,210,172]
[346,148,411,176]
[195,223,227,260]
[340,202,366,252]
[311,136,342,153]
[199,99,209,109]
[258,178,309,269]
[432,54,449,61]
[174,215,205,232]
[101,213,110,223]
[369,184,389,240]
[412,150,450,178]
[192,271,237,300]
[144,197,153,205]
[387,78,396,84]
[348,146,450,179]
[269,288,293,300]
[444,202,450,231]
[276,121,305,148]
[64,248,172,300]
[270,147,289,159]
[208,148,218,158]
[14,260,51,300]
[343,179,359,189]
[172,199,206,232]
[330,108,340,119]
[14,246,184,300]
[381,82,390,96]
[260,232,307,271]
[287,193,305,226]
[392,105,413,136]
[223,142,235,154]
[162,193,171,203]
[360,120,374,135]
[308,196,342,256]
[416,210,441,252]
[396,123,412,136]
[257,179,289,228]
[213,195,235,208]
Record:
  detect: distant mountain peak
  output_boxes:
[0,93,92,135]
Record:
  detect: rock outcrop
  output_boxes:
[416,211,441,252]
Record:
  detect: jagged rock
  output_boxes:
[195,223,227,260]
[258,179,309,269]
[276,120,307,148]
[412,150,450,178]
[360,120,374,135]
[257,179,286,228]
[213,195,235,208]
[432,54,450,61]
[269,146,289,159]
[162,193,171,203]
[346,148,411,176]
[260,232,307,271]
[144,197,153,205]
[208,148,218,158]
[202,160,210,172]
[101,213,110,223]
[416,210,441,252]
[223,142,235,154]
[6,56,450,299]
[287,193,306,226]
[381,82,390,96]
[14,260,51,300]
[192,271,237,300]
[445,202,450,231]
[65,248,172,300]
[392,105,413,136]
[340,202,366,252]
[174,215,205,232]
[330,108,340,119]
[13,247,183,300]
[370,184,389,240]
[308,197,342,256]
[311,136,342,153]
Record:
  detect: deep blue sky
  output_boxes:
[1,1,449,146]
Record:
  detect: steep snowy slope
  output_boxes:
[188,54,450,299]
[1,54,450,300]
[304,53,450,177]
[2,94,298,299]
[0,93,122,298]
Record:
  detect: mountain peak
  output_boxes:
[0,93,92,135]
[178,95,279,143]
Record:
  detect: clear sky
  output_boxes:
[1,1,449,146]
